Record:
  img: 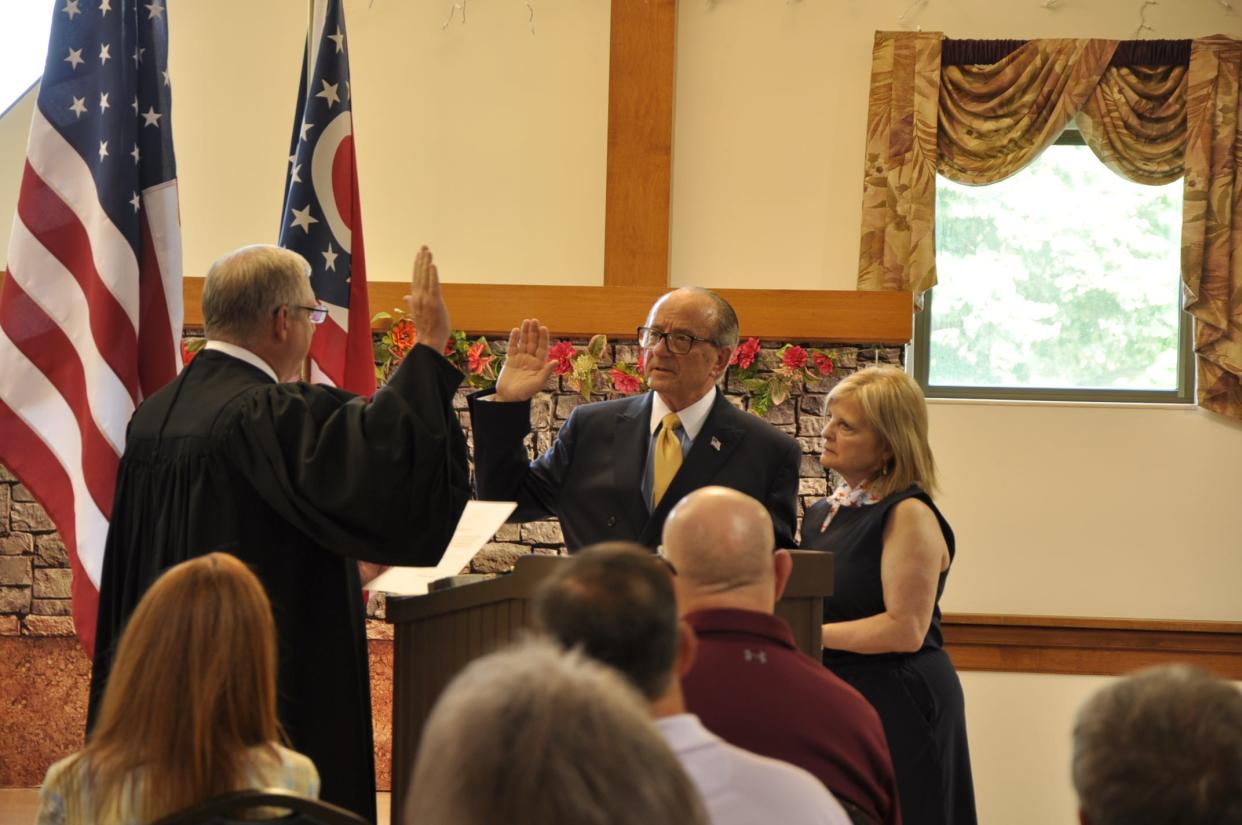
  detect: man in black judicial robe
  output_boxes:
[88,245,469,823]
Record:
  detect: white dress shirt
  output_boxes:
[203,340,279,383]
[657,713,851,825]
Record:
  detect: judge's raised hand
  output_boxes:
[495,318,554,402]
[404,246,451,354]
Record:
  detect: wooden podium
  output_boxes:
[385,550,832,821]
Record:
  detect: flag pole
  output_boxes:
[307,0,316,88]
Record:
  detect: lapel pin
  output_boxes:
[710,436,722,451]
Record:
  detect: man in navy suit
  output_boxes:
[468,288,801,550]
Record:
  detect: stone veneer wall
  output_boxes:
[0,338,903,787]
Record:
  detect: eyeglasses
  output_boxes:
[279,304,328,325]
[637,326,715,355]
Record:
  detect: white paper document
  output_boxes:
[367,500,517,595]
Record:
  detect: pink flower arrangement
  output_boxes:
[389,318,417,359]
[181,338,205,366]
[730,337,761,369]
[781,345,808,371]
[467,341,493,375]
[729,340,839,417]
[547,341,577,376]
[611,367,643,395]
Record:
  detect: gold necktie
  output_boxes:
[652,413,683,507]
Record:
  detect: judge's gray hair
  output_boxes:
[1072,664,1242,825]
[406,638,708,825]
[202,245,312,344]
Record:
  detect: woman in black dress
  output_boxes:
[801,366,976,825]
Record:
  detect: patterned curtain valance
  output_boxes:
[855,31,1242,418]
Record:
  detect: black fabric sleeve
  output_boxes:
[769,435,802,549]
[467,388,575,523]
[223,344,470,565]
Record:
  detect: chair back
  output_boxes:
[149,788,369,825]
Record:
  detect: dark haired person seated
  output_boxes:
[533,542,851,825]
[38,554,317,825]
[1072,664,1242,825]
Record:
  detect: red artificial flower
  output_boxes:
[611,368,642,395]
[180,342,198,366]
[731,337,760,369]
[547,341,576,376]
[389,318,418,358]
[812,352,834,376]
[467,341,493,375]
[782,345,808,370]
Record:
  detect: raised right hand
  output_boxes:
[495,318,555,402]
[404,246,450,354]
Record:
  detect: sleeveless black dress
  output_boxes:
[801,486,977,825]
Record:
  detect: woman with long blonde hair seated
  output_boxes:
[37,553,318,824]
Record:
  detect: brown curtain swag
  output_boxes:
[942,38,1190,68]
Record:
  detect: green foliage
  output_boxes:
[931,145,1182,391]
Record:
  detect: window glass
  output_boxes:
[920,140,1189,401]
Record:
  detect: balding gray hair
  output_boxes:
[406,638,708,825]
[1072,664,1242,825]
[201,245,311,344]
[685,287,739,350]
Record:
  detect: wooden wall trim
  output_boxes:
[182,278,914,343]
[603,0,676,289]
[943,613,1242,679]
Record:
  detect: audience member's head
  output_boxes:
[201,244,318,380]
[825,364,937,498]
[662,486,790,614]
[78,553,281,822]
[532,542,687,704]
[1072,664,1242,825]
[405,638,708,825]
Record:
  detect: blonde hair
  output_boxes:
[66,553,281,823]
[826,366,937,499]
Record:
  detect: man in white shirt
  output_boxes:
[532,542,851,825]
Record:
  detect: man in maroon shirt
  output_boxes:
[666,486,902,825]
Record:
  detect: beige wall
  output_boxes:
[168,0,610,285]
[3,1,1241,821]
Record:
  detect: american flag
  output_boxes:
[279,0,375,396]
[0,0,181,655]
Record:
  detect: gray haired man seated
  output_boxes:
[532,542,852,825]
[406,638,709,825]
[1072,664,1242,825]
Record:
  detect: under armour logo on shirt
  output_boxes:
[743,649,768,664]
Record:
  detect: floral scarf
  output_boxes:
[819,481,881,532]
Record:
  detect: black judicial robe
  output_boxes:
[88,344,470,823]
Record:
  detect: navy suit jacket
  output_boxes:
[468,389,801,550]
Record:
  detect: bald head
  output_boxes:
[662,487,784,612]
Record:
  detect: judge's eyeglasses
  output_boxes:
[279,304,329,325]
